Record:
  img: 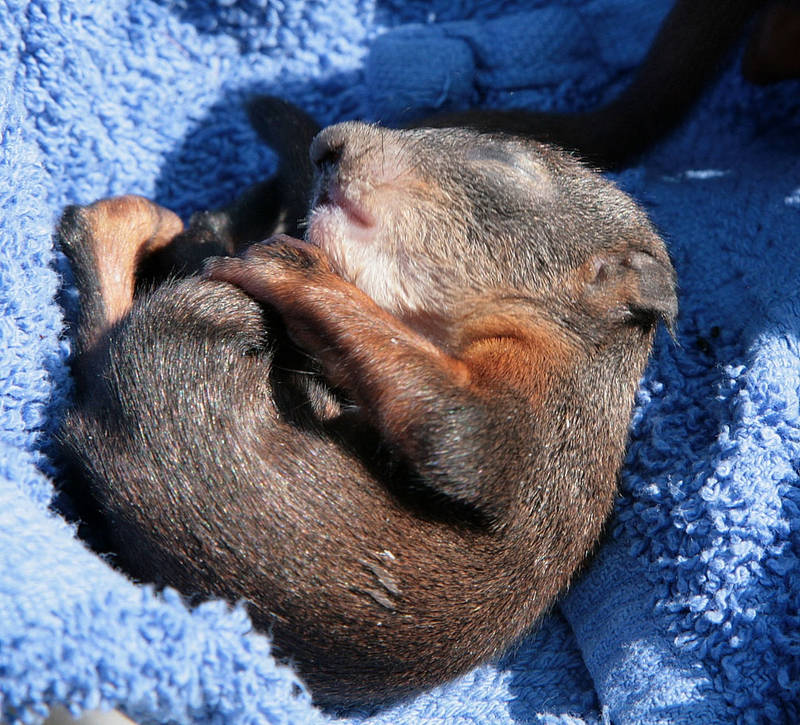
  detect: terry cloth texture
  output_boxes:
[1,0,798,723]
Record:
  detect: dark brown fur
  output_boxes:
[419,0,798,167]
[58,119,676,706]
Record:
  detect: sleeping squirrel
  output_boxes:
[58,99,676,706]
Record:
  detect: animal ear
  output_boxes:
[586,249,678,334]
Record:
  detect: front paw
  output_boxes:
[203,234,331,301]
[242,234,331,272]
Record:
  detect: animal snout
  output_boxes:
[310,122,402,178]
[310,122,365,172]
[308,123,417,232]
[310,127,345,171]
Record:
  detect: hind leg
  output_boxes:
[58,195,184,355]
[58,195,187,407]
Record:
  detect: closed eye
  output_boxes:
[465,145,553,199]
[465,145,520,167]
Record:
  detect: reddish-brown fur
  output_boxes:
[58,121,676,706]
[58,1,797,699]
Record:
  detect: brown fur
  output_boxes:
[418,0,796,167]
[743,2,800,84]
[58,120,676,706]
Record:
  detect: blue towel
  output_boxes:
[1,0,799,722]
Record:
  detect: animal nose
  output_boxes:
[310,121,383,173]
[310,126,347,171]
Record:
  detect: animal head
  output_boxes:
[305,123,676,342]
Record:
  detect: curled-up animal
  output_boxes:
[58,100,676,707]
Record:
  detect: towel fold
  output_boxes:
[365,1,672,121]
